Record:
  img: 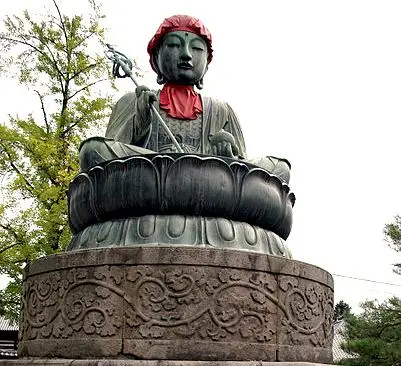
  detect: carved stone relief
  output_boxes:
[19,248,333,362]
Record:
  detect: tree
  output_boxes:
[338,216,401,365]
[0,0,137,323]
[334,300,352,322]
[384,215,401,275]
[339,297,401,366]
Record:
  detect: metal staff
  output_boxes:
[105,44,184,153]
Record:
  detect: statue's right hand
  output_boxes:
[135,85,157,123]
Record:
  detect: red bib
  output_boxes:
[160,84,202,120]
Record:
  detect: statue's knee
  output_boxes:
[79,137,109,170]
[79,137,105,153]
[247,156,291,184]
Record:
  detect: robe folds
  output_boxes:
[79,91,290,185]
[79,91,247,171]
[104,91,246,157]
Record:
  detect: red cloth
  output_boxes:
[159,84,202,120]
[147,15,213,72]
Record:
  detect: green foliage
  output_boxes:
[384,215,401,275]
[0,0,130,322]
[0,279,21,325]
[336,218,401,365]
[339,297,401,366]
[334,300,352,322]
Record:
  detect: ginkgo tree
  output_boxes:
[0,0,138,323]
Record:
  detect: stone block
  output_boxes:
[19,247,333,363]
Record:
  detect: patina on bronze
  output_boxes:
[15,15,334,364]
[105,44,184,153]
[73,15,294,256]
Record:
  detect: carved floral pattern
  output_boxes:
[22,267,123,341]
[279,276,334,347]
[21,264,333,349]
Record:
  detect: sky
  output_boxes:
[0,0,401,313]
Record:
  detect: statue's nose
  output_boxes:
[180,44,192,61]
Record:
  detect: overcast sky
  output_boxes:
[1,0,401,313]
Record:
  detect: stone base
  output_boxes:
[19,247,334,363]
[0,361,331,366]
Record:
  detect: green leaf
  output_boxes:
[0,0,142,321]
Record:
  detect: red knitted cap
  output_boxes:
[147,15,213,72]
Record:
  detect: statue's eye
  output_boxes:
[167,42,180,48]
[191,41,205,51]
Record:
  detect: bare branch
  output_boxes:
[52,0,69,51]
[0,142,35,194]
[0,35,46,59]
[67,78,107,101]
[67,63,97,82]
[9,160,35,193]
[73,29,97,50]
[60,119,81,138]
[51,0,71,98]
[34,90,49,133]
[50,2,72,122]
[0,223,22,254]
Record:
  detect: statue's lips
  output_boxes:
[177,62,193,70]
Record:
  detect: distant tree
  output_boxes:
[334,300,352,322]
[339,297,401,366]
[384,215,401,275]
[337,217,401,365]
[0,0,139,323]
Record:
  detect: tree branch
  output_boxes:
[0,35,45,59]
[61,119,81,138]
[9,161,35,193]
[67,63,97,82]
[52,0,69,52]
[378,321,401,337]
[67,78,107,101]
[0,242,19,255]
[34,90,50,134]
[61,78,107,137]
[0,35,66,95]
[22,144,58,187]
[51,0,70,97]
[73,29,97,50]
[0,143,35,194]
[27,33,66,93]
[0,224,22,255]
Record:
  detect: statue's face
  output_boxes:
[157,31,208,84]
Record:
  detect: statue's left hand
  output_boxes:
[210,130,239,158]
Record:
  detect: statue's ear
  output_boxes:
[157,74,166,85]
[152,47,166,84]
[195,65,208,89]
[195,77,204,90]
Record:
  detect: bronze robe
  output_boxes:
[104,91,246,157]
[79,91,289,185]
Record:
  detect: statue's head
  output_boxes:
[147,15,213,89]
